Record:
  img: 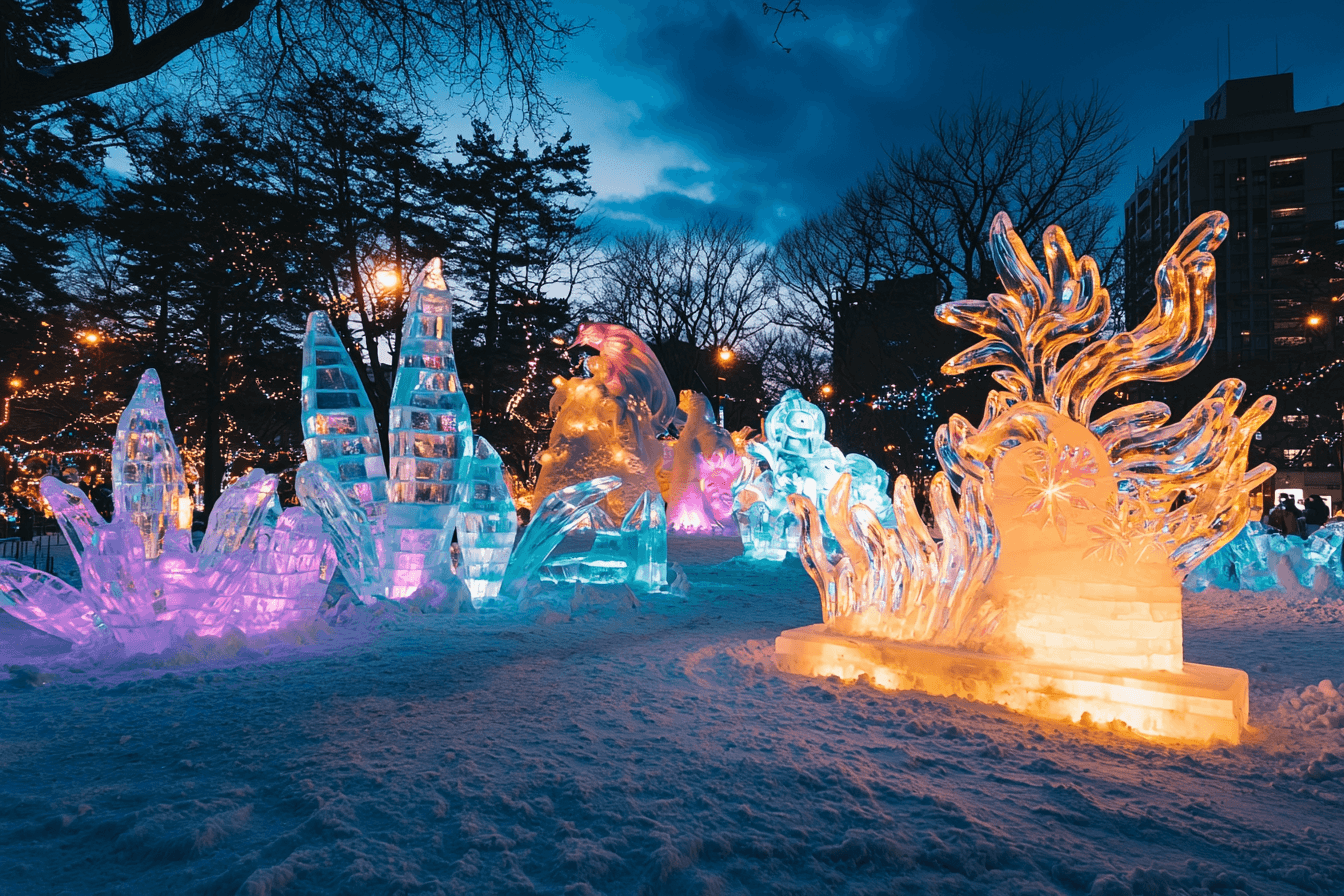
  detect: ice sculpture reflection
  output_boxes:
[777,211,1272,743]
[0,371,336,652]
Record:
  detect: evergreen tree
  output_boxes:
[273,71,444,441]
[439,121,596,483]
[100,115,309,511]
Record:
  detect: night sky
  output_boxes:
[539,0,1344,243]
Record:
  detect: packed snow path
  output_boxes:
[2,537,1342,895]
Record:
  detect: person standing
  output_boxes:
[1304,495,1329,536]
[1268,495,1300,536]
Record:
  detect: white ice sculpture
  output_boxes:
[538,489,669,591]
[666,390,743,535]
[776,211,1272,744]
[0,371,336,652]
[731,389,895,560]
[531,323,676,519]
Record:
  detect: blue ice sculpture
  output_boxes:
[502,476,621,593]
[1187,519,1344,592]
[454,436,519,604]
[537,489,669,591]
[732,389,896,560]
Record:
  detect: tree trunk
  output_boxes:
[203,291,223,516]
[481,214,503,417]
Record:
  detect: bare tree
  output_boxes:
[772,171,908,349]
[882,85,1128,302]
[3,0,582,120]
[587,216,775,353]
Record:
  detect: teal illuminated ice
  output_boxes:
[300,310,389,531]
[502,476,621,593]
[1186,519,1344,592]
[385,259,474,598]
[732,389,895,559]
[537,489,668,591]
[455,436,518,605]
[111,368,192,558]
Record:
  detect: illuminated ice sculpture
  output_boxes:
[0,371,336,652]
[298,261,621,604]
[531,323,679,519]
[732,389,895,560]
[775,211,1272,744]
[1187,519,1344,592]
[666,391,742,534]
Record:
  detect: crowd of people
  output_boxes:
[1265,493,1337,538]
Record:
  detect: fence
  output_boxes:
[0,531,66,575]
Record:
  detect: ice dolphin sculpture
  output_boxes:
[777,211,1272,744]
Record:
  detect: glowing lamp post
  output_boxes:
[715,346,735,426]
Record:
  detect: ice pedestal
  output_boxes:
[775,626,1248,744]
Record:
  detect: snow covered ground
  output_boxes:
[1,536,1342,896]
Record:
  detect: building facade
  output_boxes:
[1123,74,1344,364]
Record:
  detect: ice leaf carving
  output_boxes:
[111,369,191,559]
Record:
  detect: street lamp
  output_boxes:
[714,346,735,426]
[820,384,834,398]
[373,267,401,293]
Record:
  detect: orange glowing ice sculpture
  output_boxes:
[776,211,1273,744]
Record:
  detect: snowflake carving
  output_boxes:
[1014,436,1098,542]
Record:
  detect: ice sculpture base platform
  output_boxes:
[774,624,1247,745]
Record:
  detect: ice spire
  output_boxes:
[300,311,389,528]
[111,369,191,559]
[454,436,519,605]
[383,259,475,598]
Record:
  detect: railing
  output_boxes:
[0,531,66,574]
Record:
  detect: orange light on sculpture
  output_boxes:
[777,210,1267,744]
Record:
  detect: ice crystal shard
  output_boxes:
[111,369,191,559]
[0,560,106,643]
[300,311,389,525]
[295,461,382,594]
[455,436,519,605]
[621,490,667,592]
[384,260,473,598]
[793,210,1273,666]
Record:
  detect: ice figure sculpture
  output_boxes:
[537,489,669,591]
[0,371,337,652]
[455,437,519,603]
[666,391,742,534]
[731,389,895,560]
[776,211,1271,744]
[531,323,673,518]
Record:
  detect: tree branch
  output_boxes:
[3,0,263,111]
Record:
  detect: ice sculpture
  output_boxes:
[666,391,742,534]
[455,437,519,603]
[1187,519,1344,592]
[776,211,1271,744]
[501,476,622,593]
[731,389,895,559]
[537,489,669,591]
[531,324,674,519]
[299,260,503,602]
[0,371,336,652]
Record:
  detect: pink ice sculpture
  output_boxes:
[0,370,336,653]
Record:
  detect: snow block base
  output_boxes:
[775,624,1248,745]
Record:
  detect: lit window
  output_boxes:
[1270,156,1307,167]
[1271,207,1305,218]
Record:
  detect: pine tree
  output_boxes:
[439,121,596,483]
